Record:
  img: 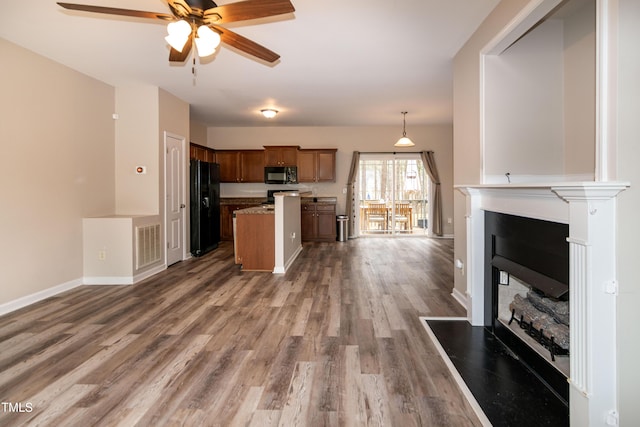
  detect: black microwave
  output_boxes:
[264,166,298,184]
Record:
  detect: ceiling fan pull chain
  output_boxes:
[192,56,197,85]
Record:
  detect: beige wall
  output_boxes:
[563,1,596,175]
[189,119,208,145]
[207,125,455,235]
[452,0,529,293]
[115,86,159,215]
[0,39,115,305]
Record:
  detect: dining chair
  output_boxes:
[366,203,388,231]
[393,203,412,231]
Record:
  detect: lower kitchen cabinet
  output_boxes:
[220,202,261,240]
[301,203,336,241]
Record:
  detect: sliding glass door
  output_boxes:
[357,153,429,236]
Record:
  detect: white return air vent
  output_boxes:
[136,223,161,269]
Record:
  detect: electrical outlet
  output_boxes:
[98,250,106,260]
[447,217,452,224]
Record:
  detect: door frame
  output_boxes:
[163,131,187,265]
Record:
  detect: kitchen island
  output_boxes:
[233,191,309,273]
[233,205,275,271]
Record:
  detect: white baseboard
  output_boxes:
[84,264,167,286]
[451,288,469,310]
[273,245,303,274]
[83,276,134,285]
[0,278,83,316]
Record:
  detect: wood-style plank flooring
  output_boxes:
[0,238,481,426]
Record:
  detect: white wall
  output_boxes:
[0,38,115,306]
[207,125,455,235]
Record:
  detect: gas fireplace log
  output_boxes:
[527,291,569,326]
[509,294,570,350]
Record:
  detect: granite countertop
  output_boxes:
[301,197,338,204]
[233,205,275,215]
[222,196,337,205]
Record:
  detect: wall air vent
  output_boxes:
[136,224,161,269]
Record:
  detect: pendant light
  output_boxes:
[394,111,415,147]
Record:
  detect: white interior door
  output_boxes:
[165,132,185,265]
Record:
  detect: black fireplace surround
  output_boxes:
[484,211,570,404]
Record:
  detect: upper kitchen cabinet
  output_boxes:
[297,149,337,183]
[190,143,215,163]
[264,146,299,167]
[216,150,265,183]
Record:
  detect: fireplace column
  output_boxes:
[552,184,628,427]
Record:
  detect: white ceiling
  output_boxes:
[0,0,499,127]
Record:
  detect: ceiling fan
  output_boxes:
[57,0,295,63]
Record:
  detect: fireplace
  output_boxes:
[457,182,628,426]
[485,211,570,403]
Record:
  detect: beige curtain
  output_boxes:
[420,151,443,236]
[345,151,360,238]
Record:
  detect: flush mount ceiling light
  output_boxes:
[394,111,415,147]
[261,109,278,119]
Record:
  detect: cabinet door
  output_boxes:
[239,151,265,182]
[316,150,336,182]
[216,151,239,182]
[280,147,298,166]
[300,206,316,241]
[316,205,336,241]
[297,150,317,182]
[265,146,298,166]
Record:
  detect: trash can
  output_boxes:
[336,215,348,242]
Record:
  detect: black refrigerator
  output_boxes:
[190,160,220,257]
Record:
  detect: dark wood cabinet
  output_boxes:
[215,150,264,183]
[220,202,262,240]
[264,146,298,166]
[297,149,337,182]
[301,203,336,241]
[190,143,215,162]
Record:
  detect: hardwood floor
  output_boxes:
[0,238,482,426]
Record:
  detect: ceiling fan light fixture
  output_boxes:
[195,25,221,57]
[394,111,415,147]
[261,109,278,119]
[165,20,192,52]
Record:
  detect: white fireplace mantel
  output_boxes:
[456,181,629,427]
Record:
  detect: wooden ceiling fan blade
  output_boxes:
[203,0,294,25]
[57,3,174,21]
[169,36,193,62]
[215,26,280,63]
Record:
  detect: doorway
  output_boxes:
[357,153,429,236]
